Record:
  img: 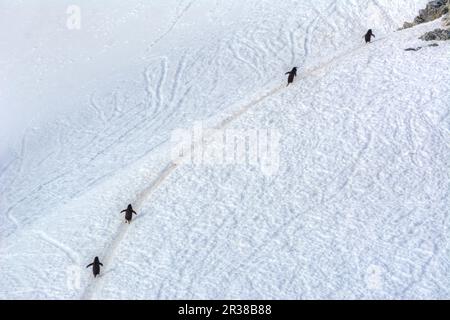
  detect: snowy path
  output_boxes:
[80,45,364,298]
[95,20,449,299]
[79,35,398,298]
[2,0,449,299]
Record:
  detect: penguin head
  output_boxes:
[368,29,372,33]
[128,204,132,209]
[94,257,99,263]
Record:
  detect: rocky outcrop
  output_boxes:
[402,0,449,29]
[401,0,450,42]
[419,28,450,40]
[444,13,450,26]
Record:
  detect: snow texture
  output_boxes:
[1,0,449,299]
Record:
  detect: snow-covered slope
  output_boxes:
[1,0,449,299]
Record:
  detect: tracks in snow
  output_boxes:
[81,162,177,299]
[303,2,338,62]
[81,223,128,299]
[146,0,197,52]
[80,39,376,299]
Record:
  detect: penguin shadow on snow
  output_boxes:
[96,268,115,278]
[368,38,383,44]
[131,212,147,223]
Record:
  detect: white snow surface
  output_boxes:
[1,0,450,299]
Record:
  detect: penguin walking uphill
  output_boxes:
[121,204,137,224]
[285,67,298,86]
[364,29,376,43]
[86,257,103,278]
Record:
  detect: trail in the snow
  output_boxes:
[34,230,81,265]
[371,0,397,28]
[81,223,128,299]
[146,0,197,52]
[3,135,28,232]
[80,36,385,299]
[81,162,178,299]
[303,2,337,62]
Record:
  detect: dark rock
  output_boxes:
[402,0,449,29]
[445,14,450,26]
[402,22,415,29]
[404,43,439,51]
[414,16,426,25]
[419,28,450,40]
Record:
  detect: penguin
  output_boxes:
[121,204,137,224]
[364,29,376,43]
[86,257,103,278]
[285,67,298,86]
